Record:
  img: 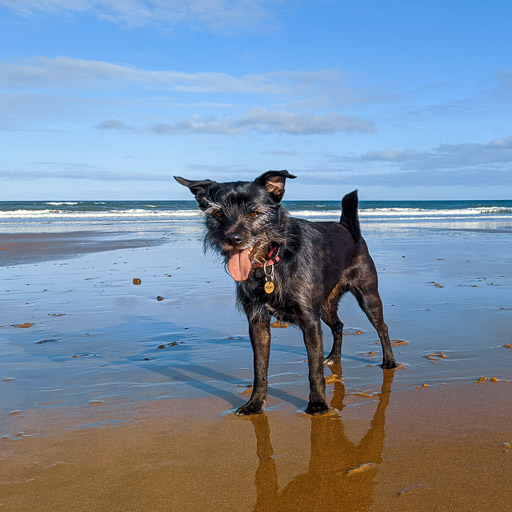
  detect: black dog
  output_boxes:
[175,171,397,415]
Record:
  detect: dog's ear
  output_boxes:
[174,176,216,210]
[253,170,296,202]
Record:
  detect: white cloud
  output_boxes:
[95,119,134,131]
[0,166,170,182]
[488,135,512,148]
[310,135,512,188]
[0,58,380,108]
[0,57,292,94]
[98,108,375,136]
[0,0,282,34]
[350,136,512,171]
[360,149,421,162]
[238,108,374,134]
[149,116,235,135]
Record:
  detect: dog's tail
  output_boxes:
[340,190,361,242]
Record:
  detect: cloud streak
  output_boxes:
[356,136,512,171]
[0,57,377,108]
[0,0,281,34]
[96,119,134,131]
[305,135,512,188]
[0,57,293,94]
[96,108,375,136]
[0,163,170,181]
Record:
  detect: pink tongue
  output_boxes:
[227,249,251,282]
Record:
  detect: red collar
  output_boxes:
[255,245,283,268]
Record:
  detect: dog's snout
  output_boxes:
[225,233,243,246]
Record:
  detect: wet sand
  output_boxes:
[0,232,167,266]
[2,381,511,511]
[1,226,511,510]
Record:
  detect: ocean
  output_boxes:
[1,199,511,233]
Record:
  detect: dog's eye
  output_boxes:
[249,211,261,218]
[212,211,223,219]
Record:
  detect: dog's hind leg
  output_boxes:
[321,284,346,365]
[321,306,343,366]
[235,315,271,416]
[352,285,397,370]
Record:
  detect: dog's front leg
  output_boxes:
[235,315,271,416]
[302,319,330,415]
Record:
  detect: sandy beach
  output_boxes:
[1,217,511,511]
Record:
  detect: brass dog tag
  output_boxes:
[263,261,275,294]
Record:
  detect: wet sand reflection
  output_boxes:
[250,369,395,511]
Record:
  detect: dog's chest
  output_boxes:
[238,272,300,323]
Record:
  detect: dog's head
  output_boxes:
[174,170,296,282]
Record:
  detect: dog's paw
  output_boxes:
[381,359,398,370]
[235,401,264,416]
[324,355,341,366]
[305,400,330,415]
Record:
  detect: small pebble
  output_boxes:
[157,341,183,349]
[500,442,511,452]
[346,463,376,476]
[133,278,142,285]
[397,484,422,496]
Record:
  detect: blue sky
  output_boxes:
[1,0,511,200]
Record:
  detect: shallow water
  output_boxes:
[1,219,511,428]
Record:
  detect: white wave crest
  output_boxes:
[289,207,512,218]
[0,209,203,219]
[46,202,79,206]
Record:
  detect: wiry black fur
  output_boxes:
[175,171,397,416]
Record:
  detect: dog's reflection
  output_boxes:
[250,368,394,511]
